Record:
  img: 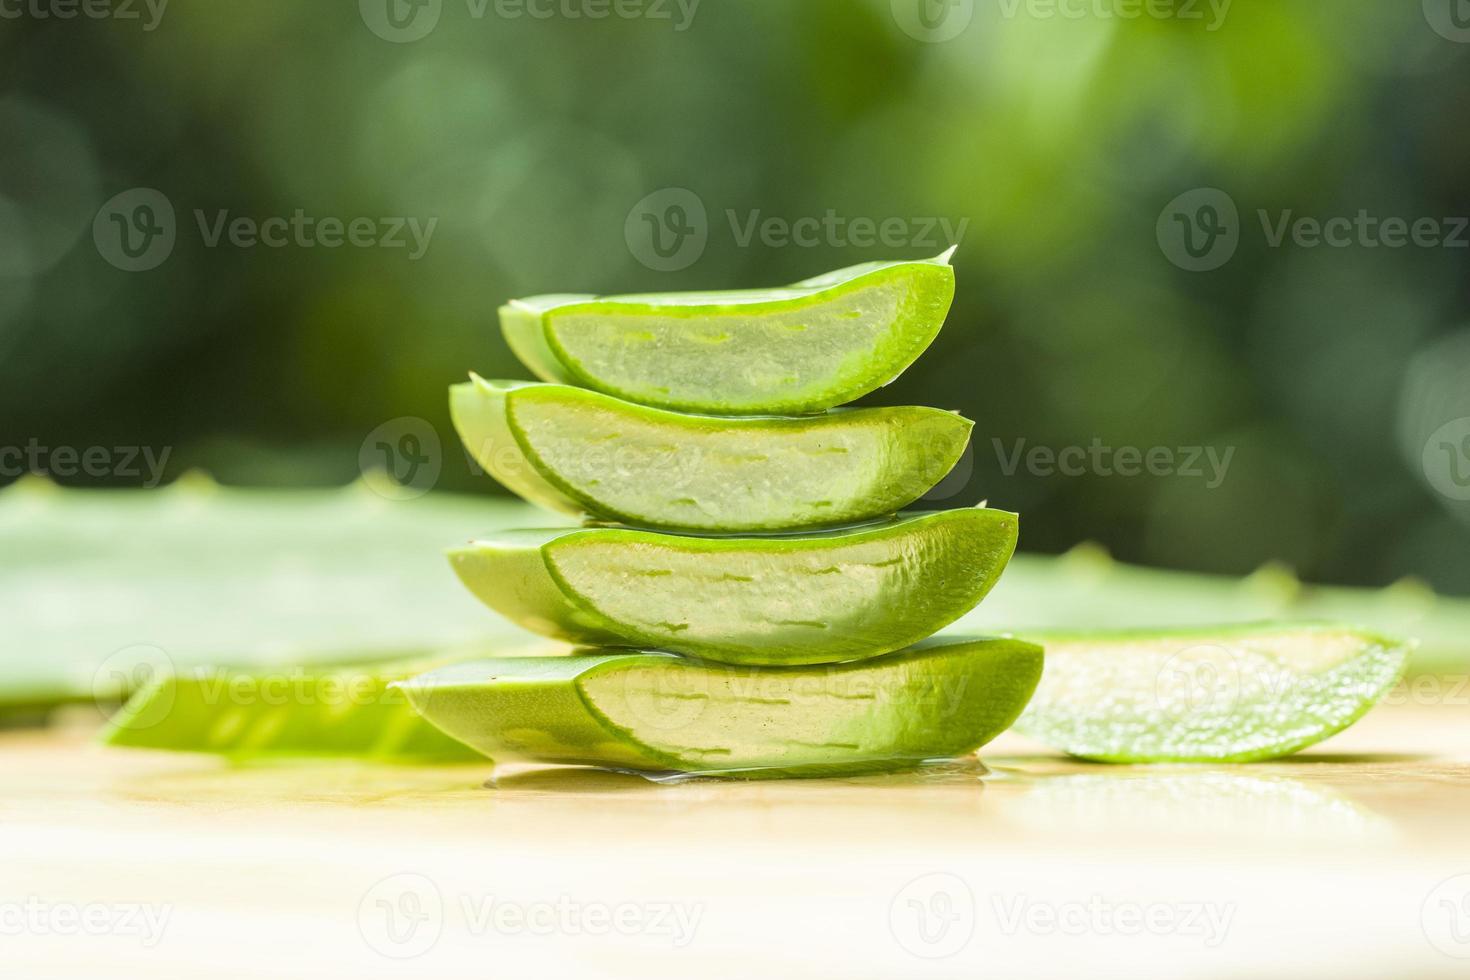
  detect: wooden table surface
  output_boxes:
[6,701,1470,978]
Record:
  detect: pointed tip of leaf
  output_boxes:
[1061,541,1113,574]
[1383,576,1436,610]
[5,472,60,498]
[170,469,219,494]
[1243,561,1301,603]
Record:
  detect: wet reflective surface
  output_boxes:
[5,703,1470,977]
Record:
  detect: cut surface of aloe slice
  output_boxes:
[449,509,1017,665]
[1013,623,1411,763]
[499,252,956,414]
[399,636,1043,778]
[451,375,972,532]
[103,660,484,762]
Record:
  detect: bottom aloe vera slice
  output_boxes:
[103,660,484,762]
[1013,623,1411,763]
[399,636,1043,778]
[450,508,1018,665]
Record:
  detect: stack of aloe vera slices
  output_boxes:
[408,252,1045,777]
[97,254,1413,769]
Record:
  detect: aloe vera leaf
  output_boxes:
[450,375,973,532]
[102,658,485,762]
[957,543,1469,675]
[499,251,956,415]
[1013,623,1411,763]
[449,509,1018,666]
[399,635,1043,778]
[0,477,558,711]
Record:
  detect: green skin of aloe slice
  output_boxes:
[449,509,1018,666]
[499,252,956,415]
[450,375,973,533]
[1013,623,1412,763]
[397,636,1043,778]
[103,660,482,763]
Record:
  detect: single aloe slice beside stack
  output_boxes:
[450,375,972,532]
[499,251,956,414]
[1013,623,1411,763]
[449,508,1017,665]
[103,659,483,762]
[398,636,1042,778]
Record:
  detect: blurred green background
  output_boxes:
[2,0,1469,592]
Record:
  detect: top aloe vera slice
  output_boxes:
[450,375,972,532]
[449,508,1018,666]
[499,252,957,414]
[1013,623,1412,763]
[399,635,1043,778]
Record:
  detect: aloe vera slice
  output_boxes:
[499,252,957,415]
[1013,623,1412,763]
[451,375,972,532]
[399,636,1043,778]
[102,659,485,762]
[449,509,1017,665]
